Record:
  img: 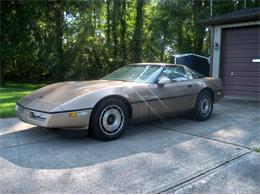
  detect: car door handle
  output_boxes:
[187,84,193,88]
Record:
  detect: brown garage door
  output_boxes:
[221,25,260,99]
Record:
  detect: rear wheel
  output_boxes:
[192,90,213,121]
[90,99,129,140]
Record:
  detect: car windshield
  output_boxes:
[102,65,162,83]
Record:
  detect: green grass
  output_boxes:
[0,83,46,118]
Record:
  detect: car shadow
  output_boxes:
[147,98,260,148]
[0,122,196,170]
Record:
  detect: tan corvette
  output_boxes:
[16,63,224,140]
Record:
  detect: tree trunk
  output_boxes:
[132,0,144,63]
[119,0,127,65]
[112,0,119,62]
[106,0,111,47]
[177,16,183,53]
[54,1,64,81]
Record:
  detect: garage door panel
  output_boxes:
[223,57,257,63]
[224,33,260,40]
[224,53,259,58]
[223,71,260,77]
[223,76,260,84]
[223,49,259,57]
[223,43,260,50]
[224,27,260,37]
[223,36,260,44]
[224,85,260,93]
[223,76,260,87]
[224,90,260,99]
[223,63,260,71]
[223,40,259,45]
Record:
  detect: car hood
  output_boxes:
[18,80,139,112]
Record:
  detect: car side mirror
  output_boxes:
[158,77,172,87]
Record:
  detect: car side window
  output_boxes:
[189,69,205,79]
[161,66,188,82]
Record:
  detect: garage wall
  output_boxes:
[221,25,260,99]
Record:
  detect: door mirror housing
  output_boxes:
[157,77,172,87]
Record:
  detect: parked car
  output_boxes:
[16,63,224,140]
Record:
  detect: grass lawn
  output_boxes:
[0,83,46,118]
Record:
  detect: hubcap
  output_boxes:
[200,96,211,116]
[99,105,124,135]
[107,114,116,125]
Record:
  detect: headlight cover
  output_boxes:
[31,111,47,120]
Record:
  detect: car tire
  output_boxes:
[192,90,213,121]
[90,98,129,141]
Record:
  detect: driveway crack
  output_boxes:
[148,150,253,194]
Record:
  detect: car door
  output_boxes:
[148,66,198,118]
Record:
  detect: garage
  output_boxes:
[221,25,260,98]
[201,7,260,100]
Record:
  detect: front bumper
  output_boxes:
[16,103,92,130]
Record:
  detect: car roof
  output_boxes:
[129,63,187,68]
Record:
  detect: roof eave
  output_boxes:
[199,14,260,26]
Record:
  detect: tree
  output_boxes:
[53,0,64,81]
[132,0,145,63]
[119,0,127,65]
[1,0,259,84]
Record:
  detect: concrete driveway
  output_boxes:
[0,98,259,193]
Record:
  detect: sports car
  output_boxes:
[16,63,224,140]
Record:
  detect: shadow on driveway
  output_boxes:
[0,123,201,169]
[148,98,260,148]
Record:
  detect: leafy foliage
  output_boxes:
[1,0,259,84]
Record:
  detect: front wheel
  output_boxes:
[192,91,213,121]
[90,99,129,140]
